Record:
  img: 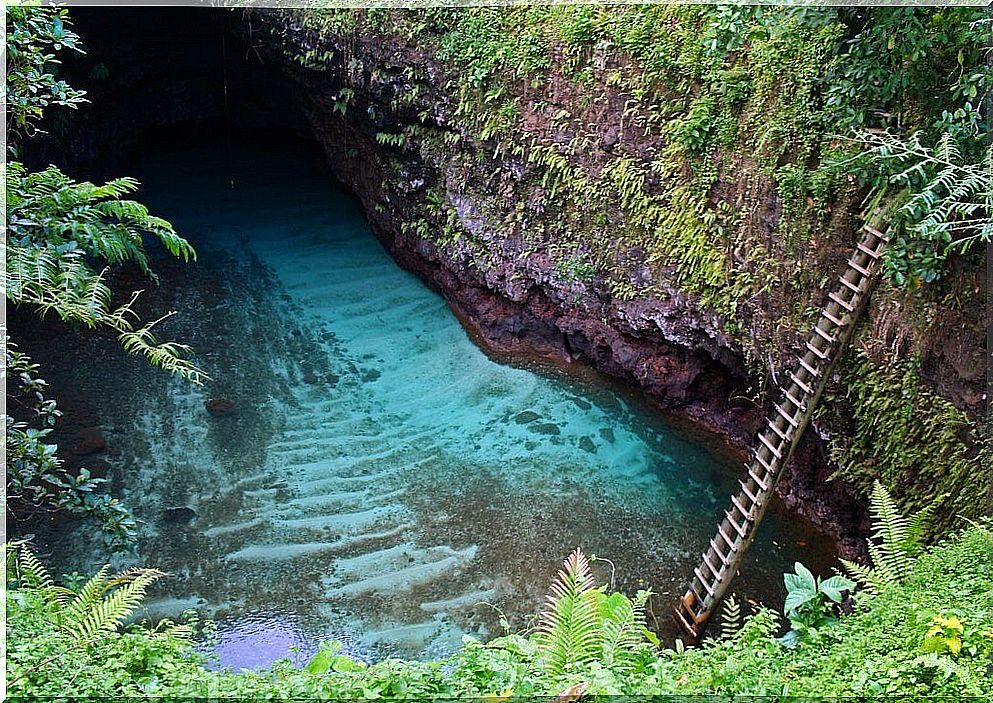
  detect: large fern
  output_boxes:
[5,164,204,382]
[537,548,601,676]
[841,480,930,595]
[536,548,657,677]
[8,544,165,642]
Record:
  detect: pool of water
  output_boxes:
[27,132,835,669]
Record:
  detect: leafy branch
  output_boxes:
[843,129,991,286]
[5,163,205,383]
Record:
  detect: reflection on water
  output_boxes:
[33,132,835,669]
[204,611,318,671]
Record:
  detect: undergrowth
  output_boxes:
[7,525,992,698]
[825,349,988,536]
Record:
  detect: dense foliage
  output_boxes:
[825,350,988,534]
[4,343,138,550]
[5,162,203,381]
[4,6,201,549]
[4,5,86,141]
[7,523,992,698]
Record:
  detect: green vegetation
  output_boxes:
[8,518,993,698]
[4,7,201,550]
[5,162,202,381]
[826,350,988,535]
[781,562,855,646]
[841,480,933,597]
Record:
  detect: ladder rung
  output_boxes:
[806,340,829,361]
[813,326,836,345]
[798,356,821,378]
[702,552,723,579]
[704,547,725,570]
[755,449,777,474]
[862,223,887,241]
[823,309,846,327]
[674,604,697,634]
[790,372,813,394]
[694,568,716,596]
[785,388,807,411]
[731,494,752,519]
[747,467,770,491]
[710,537,732,565]
[857,241,882,259]
[840,276,862,294]
[848,259,872,277]
[758,432,783,458]
[684,587,706,618]
[690,575,710,602]
[739,481,760,504]
[829,291,856,313]
[776,404,800,428]
[717,525,739,552]
[768,418,789,441]
[725,512,748,538]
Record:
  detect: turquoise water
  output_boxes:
[41,134,832,668]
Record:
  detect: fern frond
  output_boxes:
[720,594,742,640]
[843,481,929,596]
[65,568,165,640]
[15,546,54,591]
[69,566,112,612]
[537,547,601,676]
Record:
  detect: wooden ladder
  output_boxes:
[673,220,890,641]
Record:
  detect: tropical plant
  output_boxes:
[841,480,934,595]
[844,129,991,286]
[7,543,168,642]
[719,594,742,641]
[535,548,658,677]
[5,162,204,382]
[4,341,137,550]
[780,562,855,645]
[305,641,368,675]
[4,5,87,142]
[924,615,966,657]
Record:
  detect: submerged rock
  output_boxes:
[530,422,561,436]
[578,436,597,454]
[513,411,540,424]
[206,398,236,416]
[73,428,107,455]
[163,506,197,524]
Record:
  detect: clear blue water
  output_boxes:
[41,133,833,669]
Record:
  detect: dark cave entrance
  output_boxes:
[22,7,315,181]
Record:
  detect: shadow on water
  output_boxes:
[20,128,837,671]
